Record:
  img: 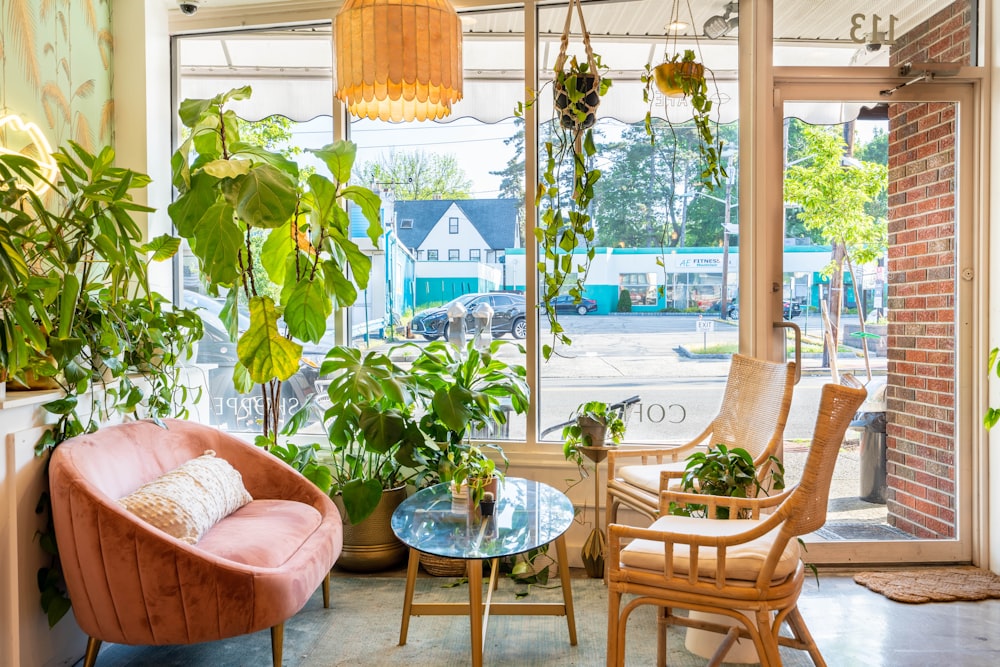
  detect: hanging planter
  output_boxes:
[554,64,601,130]
[652,60,705,98]
[641,0,727,192]
[516,0,612,361]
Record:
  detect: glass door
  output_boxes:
[776,78,977,565]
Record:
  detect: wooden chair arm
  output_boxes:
[658,485,796,518]
[606,425,712,476]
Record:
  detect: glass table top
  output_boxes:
[391,477,574,560]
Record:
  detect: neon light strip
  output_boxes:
[0,114,58,195]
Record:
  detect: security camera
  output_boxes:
[865,30,886,52]
[178,0,201,15]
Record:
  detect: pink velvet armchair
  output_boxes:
[49,418,343,667]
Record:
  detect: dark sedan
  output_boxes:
[784,300,802,319]
[551,295,598,315]
[409,292,527,341]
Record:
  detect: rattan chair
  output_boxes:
[606,376,867,667]
[605,354,796,527]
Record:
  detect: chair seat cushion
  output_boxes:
[197,499,323,568]
[117,450,253,544]
[618,462,686,493]
[620,514,800,583]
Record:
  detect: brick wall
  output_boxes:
[884,1,970,538]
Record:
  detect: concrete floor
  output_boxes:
[88,570,1000,666]
[797,574,1000,666]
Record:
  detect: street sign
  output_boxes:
[695,319,715,333]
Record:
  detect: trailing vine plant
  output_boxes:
[518,0,612,360]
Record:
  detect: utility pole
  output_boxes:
[720,152,736,320]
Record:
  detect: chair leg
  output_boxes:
[82,637,102,667]
[755,609,781,667]
[271,623,284,667]
[656,606,668,667]
[606,587,621,667]
[786,606,827,667]
[322,570,331,609]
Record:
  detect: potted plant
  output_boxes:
[642,47,727,192]
[1,144,205,626]
[169,85,381,450]
[408,338,529,478]
[449,442,508,506]
[668,444,785,520]
[561,400,626,472]
[516,0,612,360]
[315,346,430,522]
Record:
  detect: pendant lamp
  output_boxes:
[335,0,464,122]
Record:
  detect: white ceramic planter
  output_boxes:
[684,610,761,664]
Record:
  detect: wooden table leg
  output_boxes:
[398,547,420,646]
[468,559,484,667]
[555,534,578,646]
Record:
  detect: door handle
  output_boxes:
[773,320,802,385]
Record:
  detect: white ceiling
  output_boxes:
[170,0,966,123]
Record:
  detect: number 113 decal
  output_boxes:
[850,13,898,45]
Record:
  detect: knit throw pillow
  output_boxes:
[117,450,253,544]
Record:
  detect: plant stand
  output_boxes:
[579,444,612,578]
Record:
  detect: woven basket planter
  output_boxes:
[419,552,468,577]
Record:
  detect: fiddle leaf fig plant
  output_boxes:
[170,85,381,444]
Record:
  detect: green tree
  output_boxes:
[238,116,301,159]
[783,124,887,370]
[357,150,472,200]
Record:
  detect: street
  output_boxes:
[393,312,881,444]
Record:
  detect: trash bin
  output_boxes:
[851,378,887,504]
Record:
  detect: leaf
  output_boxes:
[359,406,407,454]
[260,222,294,288]
[140,234,181,261]
[191,202,243,287]
[237,296,302,383]
[202,157,252,180]
[42,396,78,415]
[168,172,218,237]
[284,278,331,344]
[232,361,254,394]
[310,141,357,183]
[340,478,384,524]
[234,163,297,229]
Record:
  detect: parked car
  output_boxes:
[409,291,527,341]
[704,300,738,319]
[783,300,802,319]
[183,290,322,431]
[551,295,598,315]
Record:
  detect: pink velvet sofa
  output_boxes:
[49,418,343,667]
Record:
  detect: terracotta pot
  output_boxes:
[554,72,601,130]
[653,61,704,98]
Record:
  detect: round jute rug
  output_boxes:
[854,566,1000,603]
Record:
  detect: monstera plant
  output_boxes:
[169,86,381,446]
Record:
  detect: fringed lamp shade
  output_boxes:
[335,0,464,122]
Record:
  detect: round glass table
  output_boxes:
[391,477,578,667]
